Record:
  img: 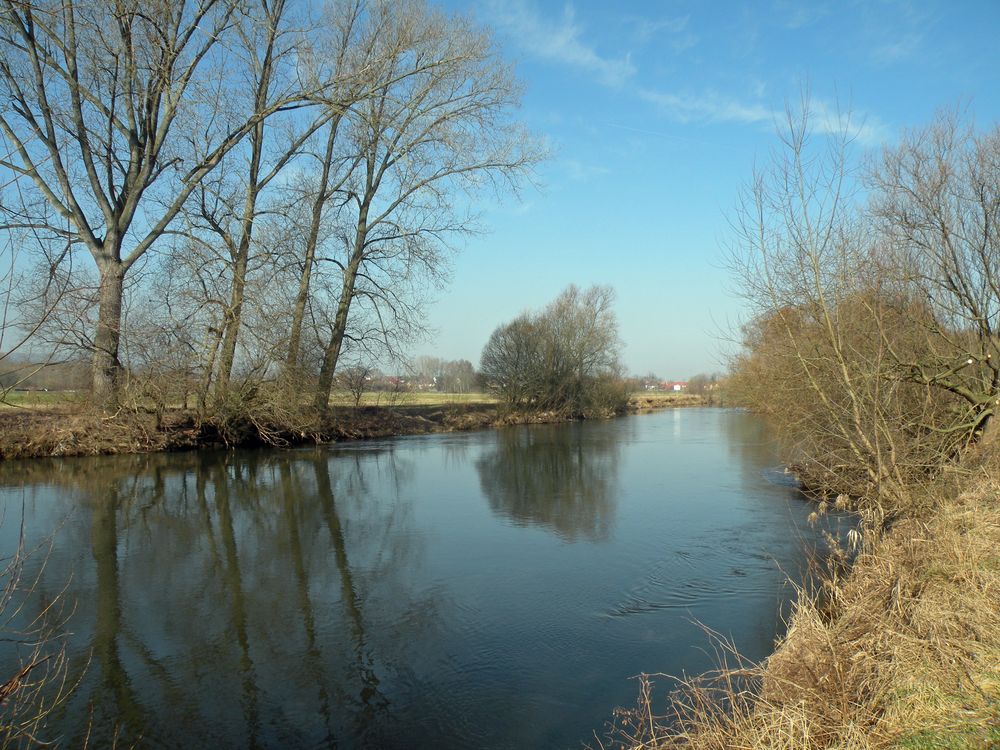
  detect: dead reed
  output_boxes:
[600,458,1000,749]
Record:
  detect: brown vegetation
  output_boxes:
[602,458,1000,750]
[628,392,707,411]
[601,104,1000,750]
[0,392,700,460]
[1,528,75,745]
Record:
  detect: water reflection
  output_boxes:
[0,449,433,748]
[475,423,622,541]
[722,409,787,477]
[0,411,843,750]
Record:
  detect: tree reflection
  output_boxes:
[210,457,262,748]
[475,424,622,541]
[721,409,784,471]
[0,446,435,748]
[89,480,148,745]
[311,456,391,741]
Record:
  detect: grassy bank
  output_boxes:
[0,391,705,460]
[605,457,1000,750]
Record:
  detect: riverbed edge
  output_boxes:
[0,393,709,460]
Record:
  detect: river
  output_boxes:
[0,408,845,749]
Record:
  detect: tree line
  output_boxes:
[0,0,540,420]
[728,102,1000,520]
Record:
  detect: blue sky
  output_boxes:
[420,0,1000,378]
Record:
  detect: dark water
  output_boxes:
[0,408,845,749]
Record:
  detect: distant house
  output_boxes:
[659,381,688,392]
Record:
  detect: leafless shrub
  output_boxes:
[336,362,373,407]
[1,509,76,746]
[725,100,994,520]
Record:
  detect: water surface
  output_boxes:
[0,408,842,748]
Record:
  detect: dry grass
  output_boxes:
[0,389,704,414]
[0,389,711,460]
[0,390,83,410]
[0,409,208,458]
[328,390,498,407]
[628,392,707,410]
[602,459,1000,750]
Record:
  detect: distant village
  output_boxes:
[647,380,689,392]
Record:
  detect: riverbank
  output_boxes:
[0,392,707,460]
[607,454,1000,749]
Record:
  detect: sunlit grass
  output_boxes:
[0,388,701,411]
[327,390,498,407]
[0,390,83,409]
[631,390,697,401]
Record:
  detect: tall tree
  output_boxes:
[869,111,1000,441]
[0,0,307,406]
[310,0,541,409]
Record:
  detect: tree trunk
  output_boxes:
[313,203,369,411]
[314,300,350,412]
[197,320,225,419]
[213,238,252,401]
[314,256,363,411]
[211,17,279,400]
[287,119,340,370]
[92,259,125,409]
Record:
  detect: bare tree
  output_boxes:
[480,313,541,408]
[284,0,399,373]
[868,110,1000,443]
[0,0,311,407]
[336,361,372,406]
[727,99,972,516]
[480,284,627,416]
[0,223,76,401]
[310,0,542,409]
[200,0,383,400]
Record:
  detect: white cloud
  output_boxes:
[871,32,923,64]
[631,14,699,51]
[805,99,893,146]
[562,158,610,182]
[772,0,830,29]
[639,89,893,147]
[638,89,772,125]
[485,0,636,88]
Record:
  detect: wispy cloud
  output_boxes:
[562,158,610,182]
[772,0,830,29]
[630,14,699,52]
[639,89,892,146]
[638,89,772,125]
[806,99,893,146]
[485,0,636,88]
[605,122,742,152]
[871,32,922,64]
